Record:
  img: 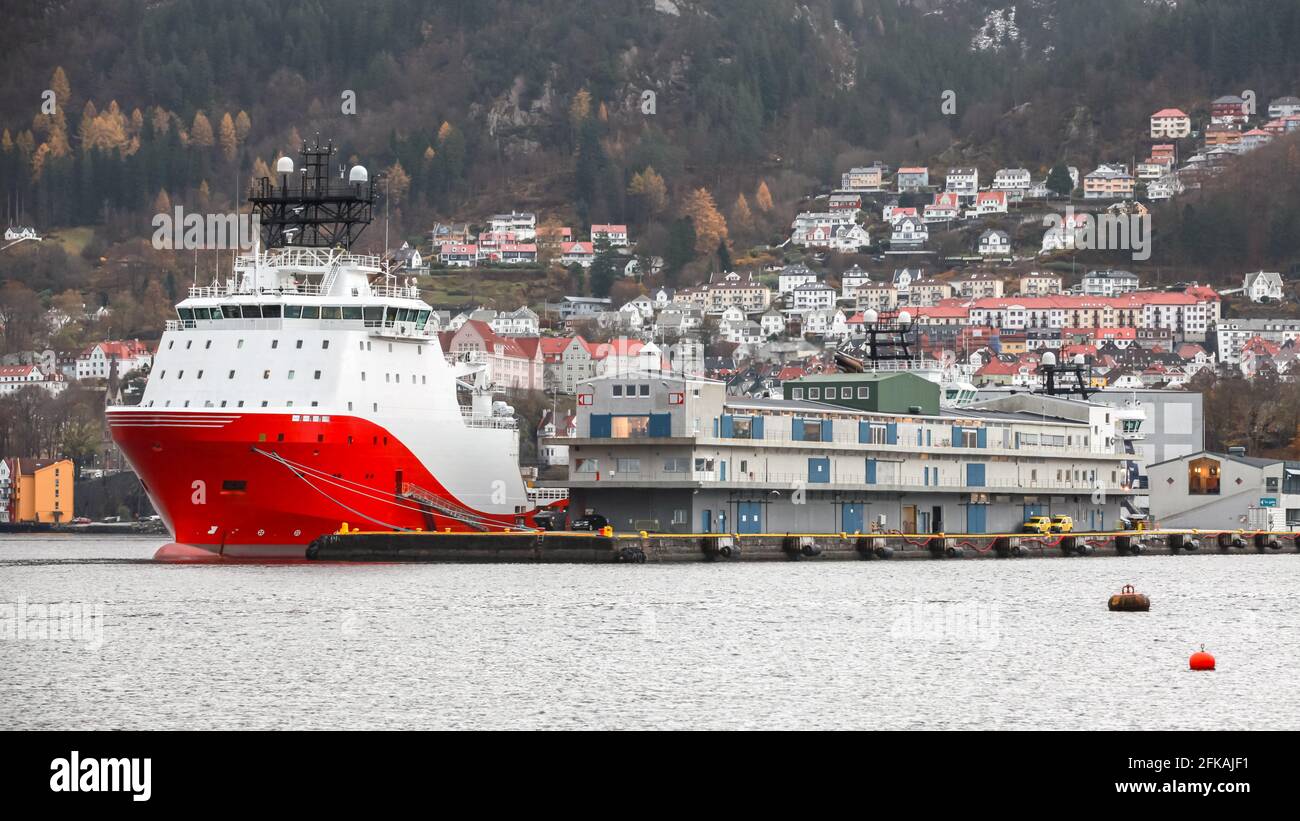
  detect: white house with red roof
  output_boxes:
[974,190,1008,215]
[559,241,594,267]
[590,224,629,247]
[0,364,67,396]
[923,192,961,223]
[1149,108,1191,138]
[439,243,479,267]
[75,339,153,381]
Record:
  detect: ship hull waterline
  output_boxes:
[108,410,538,562]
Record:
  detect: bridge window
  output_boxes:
[288,370,295,380]
[302,306,320,319]
[295,339,303,348]
[343,306,363,321]
[315,371,322,380]
[322,340,330,349]
[284,305,303,319]
[271,340,279,349]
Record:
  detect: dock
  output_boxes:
[306,528,1300,563]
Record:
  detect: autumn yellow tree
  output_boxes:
[682,188,728,256]
[50,67,71,111]
[190,111,214,147]
[627,166,667,214]
[153,188,172,214]
[755,179,773,212]
[77,101,97,147]
[570,89,592,127]
[219,112,237,161]
[732,193,754,232]
[234,110,251,143]
[384,161,411,205]
[437,121,453,143]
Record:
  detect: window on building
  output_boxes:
[694,457,715,472]
[809,388,820,399]
[663,458,688,473]
[611,416,650,438]
[1188,457,1221,495]
[857,387,869,399]
[616,458,641,474]
[575,458,599,474]
[792,388,804,399]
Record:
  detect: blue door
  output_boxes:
[718,510,727,533]
[1024,503,1045,520]
[720,460,727,482]
[808,457,830,483]
[701,509,712,533]
[737,502,762,533]
[967,504,987,534]
[842,503,864,534]
[966,463,986,487]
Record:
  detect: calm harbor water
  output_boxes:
[1,533,1298,730]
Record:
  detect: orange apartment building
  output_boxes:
[4,458,74,524]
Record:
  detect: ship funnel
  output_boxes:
[276,156,295,175]
[349,165,369,184]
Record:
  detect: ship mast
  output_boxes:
[248,138,379,250]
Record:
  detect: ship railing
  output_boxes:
[447,350,489,365]
[168,317,433,336]
[527,487,569,504]
[234,249,384,270]
[460,410,517,430]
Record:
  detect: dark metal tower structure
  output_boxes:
[1038,355,1095,399]
[248,139,379,249]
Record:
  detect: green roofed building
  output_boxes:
[782,372,940,416]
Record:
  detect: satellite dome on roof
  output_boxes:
[349,165,369,184]
[897,310,912,325]
[1041,351,1058,366]
[863,308,879,324]
[275,156,294,175]
[1074,353,1087,365]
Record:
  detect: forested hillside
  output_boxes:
[2,0,1299,273]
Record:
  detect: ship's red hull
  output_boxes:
[108,410,533,561]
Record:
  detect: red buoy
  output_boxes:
[1189,645,1216,671]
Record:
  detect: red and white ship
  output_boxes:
[109,142,547,561]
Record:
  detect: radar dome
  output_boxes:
[1074,353,1086,365]
[863,308,879,324]
[1041,351,1057,366]
[349,165,369,184]
[897,310,912,325]
[275,156,294,175]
